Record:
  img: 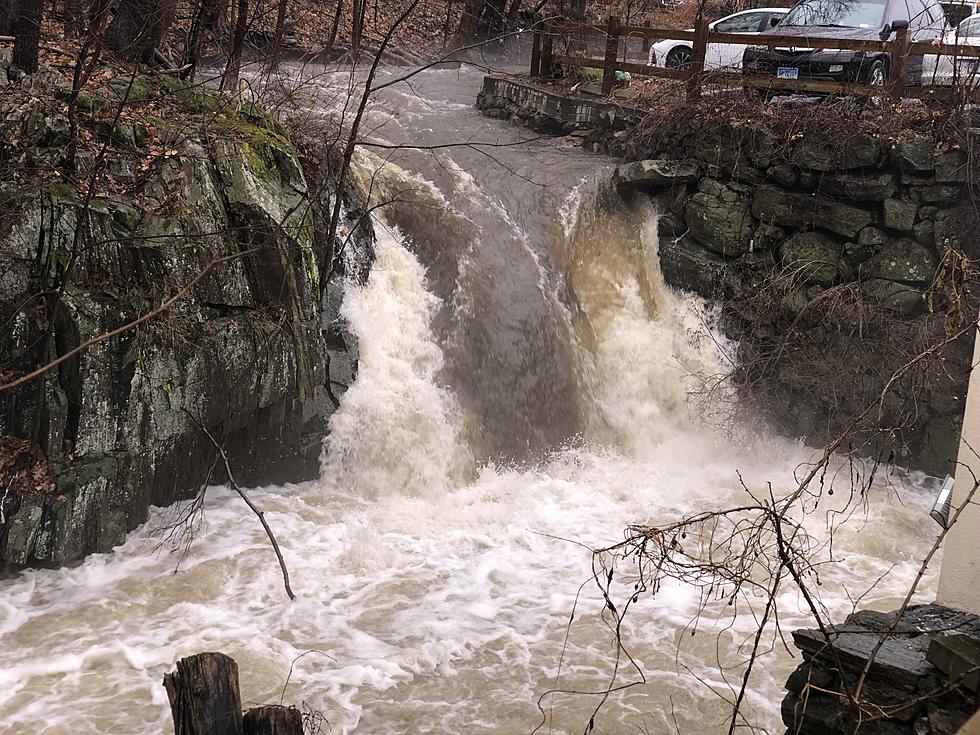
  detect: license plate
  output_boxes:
[777,66,799,79]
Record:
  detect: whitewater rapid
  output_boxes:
[0,65,944,735]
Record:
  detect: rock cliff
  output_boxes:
[0,56,374,567]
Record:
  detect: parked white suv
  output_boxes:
[648,8,789,70]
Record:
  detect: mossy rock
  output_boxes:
[779,231,849,287]
[861,278,925,315]
[865,238,936,284]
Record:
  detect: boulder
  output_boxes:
[934,206,974,251]
[752,222,786,250]
[913,183,962,204]
[866,238,936,284]
[821,172,897,202]
[858,226,889,248]
[861,278,925,315]
[752,185,873,238]
[794,131,884,171]
[934,149,968,183]
[684,179,755,256]
[892,139,934,174]
[613,159,699,191]
[779,231,849,287]
[766,164,797,187]
[913,219,935,248]
[658,235,743,298]
[883,198,917,232]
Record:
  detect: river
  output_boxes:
[0,63,943,735]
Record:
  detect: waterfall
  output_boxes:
[0,64,941,735]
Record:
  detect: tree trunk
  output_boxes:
[12,0,44,74]
[243,706,304,735]
[326,0,343,51]
[220,0,247,91]
[63,0,80,37]
[455,0,482,41]
[186,0,224,75]
[350,0,365,55]
[164,653,243,735]
[506,0,522,27]
[271,0,287,62]
[104,0,169,60]
[0,0,16,36]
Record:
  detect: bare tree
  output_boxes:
[104,0,175,61]
[12,0,44,73]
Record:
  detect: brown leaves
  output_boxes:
[0,437,58,512]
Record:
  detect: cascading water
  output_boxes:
[0,65,943,735]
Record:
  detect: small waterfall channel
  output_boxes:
[0,65,943,735]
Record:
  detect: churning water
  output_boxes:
[0,65,943,735]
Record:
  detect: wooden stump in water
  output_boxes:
[243,705,304,734]
[164,652,244,735]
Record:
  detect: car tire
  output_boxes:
[865,59,887,86]
[666,47,694,69]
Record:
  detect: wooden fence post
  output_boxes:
[889,24,910,99]
[602,15,621,94]
[540,19,554,77]
[687,16,709,100]
[530,23,541,76]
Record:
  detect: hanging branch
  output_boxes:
[187,412,296,601]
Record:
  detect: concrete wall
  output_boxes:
[937,321,980,614]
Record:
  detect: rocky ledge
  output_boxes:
[0,57,374,567]
[783,604,980,735]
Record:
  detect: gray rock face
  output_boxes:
[0,75,375,568]
[685,179,754,255]
[657,234,743,299]
[752,185,874,238]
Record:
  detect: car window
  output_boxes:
[958,15,980,33]
[783,0,888,29]
[762,11,789,29]
[713,12,768,32]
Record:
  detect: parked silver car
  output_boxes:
[648,7,789,70]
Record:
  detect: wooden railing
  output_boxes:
[530,15,980,102]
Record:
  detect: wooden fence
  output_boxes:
[530,15,980,102]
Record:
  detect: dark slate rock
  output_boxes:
[821,172,898,202]
[659,234,742,299]
[892,139,935,174]
[613,158,699,191]
[752,185,874,238]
